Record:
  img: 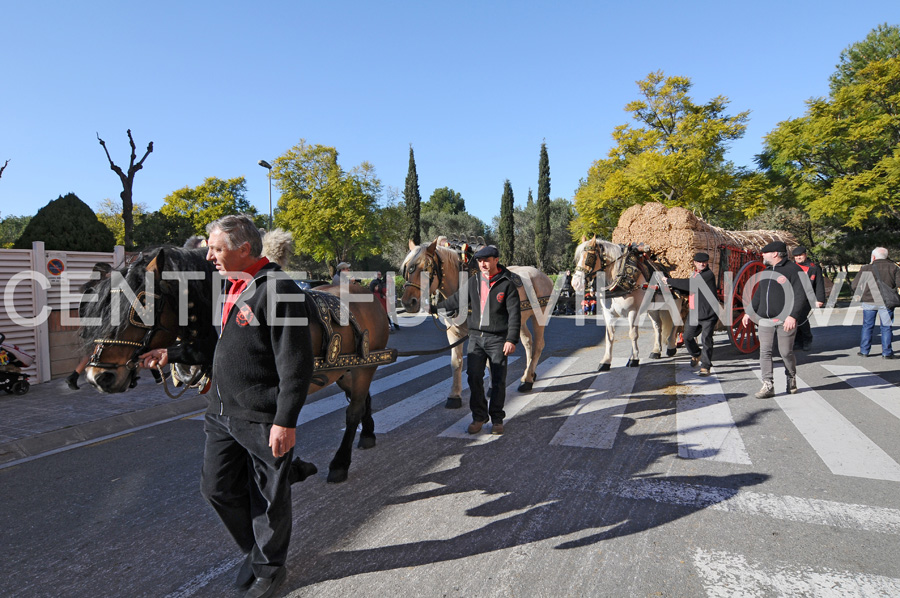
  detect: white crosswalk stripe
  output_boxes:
[822,364,900,421]
[675,365,751,464]
[748,360,900,482]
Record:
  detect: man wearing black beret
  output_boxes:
[742,241,810,398]
[791,246,826,351]
[666,252,719,376]
[432,245,520,435]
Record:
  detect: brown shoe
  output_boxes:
[690,356,700,367]
[491,422,504,435]
[699,368,710,377]
[467,420,486,434]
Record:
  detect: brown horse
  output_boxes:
[399,239,555,407]
[78,246,393,483]
[571,237,682,371]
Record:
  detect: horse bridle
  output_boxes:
[402,250,448,302]
[576,241,613,284]
[88,287,172,372]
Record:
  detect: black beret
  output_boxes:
[473,245,499,259]
[693,252,710,262]
[792,245,808,256]
[761,241,787,253]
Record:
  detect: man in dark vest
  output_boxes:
[792,246,826,351]
[666,252,719,376]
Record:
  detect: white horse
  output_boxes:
[400,239,555,407]
[571,237,682,371]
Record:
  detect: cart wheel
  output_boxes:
[728,260,765,354]
[12,380,30,395]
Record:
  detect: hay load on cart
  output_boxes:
[611,202,799,353]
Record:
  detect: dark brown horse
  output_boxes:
[78,246,394,483]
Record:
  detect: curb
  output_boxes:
[0,395,207,467]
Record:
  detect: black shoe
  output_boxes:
[65,371,79,391]
[245,567,286,598]
[288,458,318,484]
[857,352,870,357]
[884,354,896,360]
[235,553,254,590]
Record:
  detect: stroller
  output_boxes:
[0,332,33,395]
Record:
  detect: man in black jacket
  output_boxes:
[792,246,826,351]
[141,215,314,598]
[742,241,809,399]
[666,252,719,376]
[432,245,520,435]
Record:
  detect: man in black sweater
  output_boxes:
[141,215,314,598]
[792,245,826,351]
[742,241,809,398]
[666,252,719,376]
[432,245,520,435]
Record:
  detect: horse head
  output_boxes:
[399,239,449,313]
[572,236,622,293]
[79,247,215,393]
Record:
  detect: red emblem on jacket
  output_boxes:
[236,305,255,326]
[496,292,505,302]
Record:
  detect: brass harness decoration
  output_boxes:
[305,290,396,372]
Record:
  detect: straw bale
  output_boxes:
[610,202,799,279]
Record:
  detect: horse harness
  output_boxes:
[578,242,673,299]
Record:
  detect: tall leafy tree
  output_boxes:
[830,23,900,93]
[161,176,257,235]
[763,28,900,255]
[535,142,551,270]
[423,187,465,214]
[95,198,151,246]
[133,210,195,249]
[273,139,390,270]
[496,197,574,272]
[499,179,515,263]
[404,145,421,244]
[572,71,750,239]
[14,193,115,251]
[97,130,153,249]
[0,213,31,248]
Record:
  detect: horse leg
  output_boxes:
[648,310,663,359]
[598,306,614,371]
[665,300,681,356]
[358,392,376,449]
[517,317,538,392]
[626,310,640,367]
[328,370,375,484]
[445,328,464,408]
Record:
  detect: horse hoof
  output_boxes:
[357,435,376,450]
[517,381,533,392]
[626,359,640,367]
[598,363,611,372]
[327,468,349,484]
[649,352,661,359]
[445,397,462,409]
[666,348,677,357]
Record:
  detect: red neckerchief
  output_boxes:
[222,257,269,328]
[480,269,502,312]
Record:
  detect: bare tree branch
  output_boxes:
[97,131,154,248]
[0,159,9,180]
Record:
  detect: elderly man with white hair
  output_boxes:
[851,247,900,359]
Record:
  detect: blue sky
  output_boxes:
[2,1,897,229]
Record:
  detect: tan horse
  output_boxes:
[571,237,682,371]
[78,246,394,483]
[400,239,554,407]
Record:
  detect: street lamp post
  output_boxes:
[258,159,273,230]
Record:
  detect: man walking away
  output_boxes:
[792,246,826,351]
[851,247,900,359]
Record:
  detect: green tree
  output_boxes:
[273,139,390,270]
[763,40,900,235]
[572,71,751,239]
[133,210,195,249]
[0,213,31,248]
[423,187,465,214]
[95,198,151,246]
[420,210,491,248]
[161,177,257,235]
[535,142,551,270]
[498,197,573,272]
[499,180,515,263]
[14,193,115,251]
[404,146,421,244]
[830,23,900,93]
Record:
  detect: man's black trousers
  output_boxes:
[467,330,508,424]
[201,413,293,579]
[684,317,718,369]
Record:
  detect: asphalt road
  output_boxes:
[2,308,899,597]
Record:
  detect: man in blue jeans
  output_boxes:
[851,247,899,359]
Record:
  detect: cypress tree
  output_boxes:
[499,179,515,263]
[535,141,551,270]
[404,145,421,245]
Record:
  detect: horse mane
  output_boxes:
[77,246,214,353]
